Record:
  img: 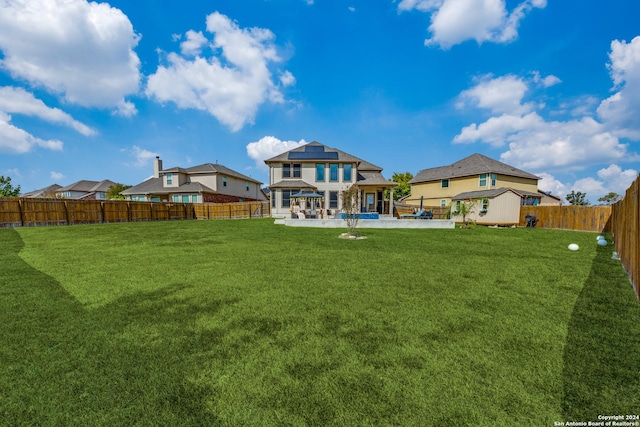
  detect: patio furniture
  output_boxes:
[524,214,537,227]
[400,209,433,219]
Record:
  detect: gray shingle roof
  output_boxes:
[121,178,215,195]
[57,179,117,192]
[162,163,261,184]
[410,153,540,184]
[452,187,541,200]
[264,141,383,171]
[357,172,397,187]
[268,180,316,189]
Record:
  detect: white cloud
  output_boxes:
[0,86,96,136]
[124,145,159,168]
[180,30,208,56]
[537,172,569,197]
[146,11,294,132]
[280,70,296,87]
[0,111,63,153]
[399,0,546,49]
[348,7,356,12]
[596,164,638,194]
[50,171,64,181]
[246,136,307,169]
[457,74,533,115]
[0,0,141,114]
[597,36,640,140]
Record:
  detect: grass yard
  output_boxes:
[1,219,639,426]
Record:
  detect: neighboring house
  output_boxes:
[121,157,265,203]
[407,153,541,225]
[264,141,397,217]
[538,190,563,206]
[56,180,117,200]
[21,184,62,198]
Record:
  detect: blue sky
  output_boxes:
[1,0,639,203]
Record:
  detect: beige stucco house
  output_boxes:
[121,157,265,203]
[407,153,541,225]
[265,141,396,217]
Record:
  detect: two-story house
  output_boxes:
[56,180,117,200]
[407,153,541,225]
[265,141,396,217]
[121,157,265,203]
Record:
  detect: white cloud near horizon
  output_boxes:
[246,136,307,169]
[0,111,63,153]
[123,145,159,168]
[0,86,96,136]
[398,0,547,49]
[0,0,141,116]
[146,11,294,132]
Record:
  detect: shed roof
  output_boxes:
[452,187,541,200]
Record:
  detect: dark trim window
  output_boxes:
[329,191,338,208]
[343,164,352,182]
[481,198,489,212]
[245,181,250,191]
[166,173,173,185]
[479,174,487,187]
[283,163,301,179]
[282,164,291,178]
[316,163,325,181]
[441,179,449,188]
[491,173,497,187]
[222,176,227,187]
[293,163,301,178]
[329,164,339,182]
[281,189,296,208]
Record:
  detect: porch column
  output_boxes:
[389,187,394,216]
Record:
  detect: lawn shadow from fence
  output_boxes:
[561,237,640,419]
[0,229,236,425]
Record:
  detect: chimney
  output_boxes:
[154,156,163,178]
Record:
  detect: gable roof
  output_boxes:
[121,178,216,195]
[410,153,540,184]
[21,184,62,198]
[264,141,383,172]
[162,163,261,184]
[452,187,541,200]
[57,179,117,193]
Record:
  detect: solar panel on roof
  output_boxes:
[305,145,324,152]
[288,151,338,160]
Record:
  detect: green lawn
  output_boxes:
[1,219,638,426]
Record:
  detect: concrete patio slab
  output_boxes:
[274,217,455,229]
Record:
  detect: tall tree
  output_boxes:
[387,172,413,201]
[107,183,132,200]
[566,190,589,206]
[597,192,621,205]
[0,176,20,197]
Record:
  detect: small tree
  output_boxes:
[341,183,360,235]
[107,183,132,200]
[597,192,621,205]
[385,172,413,201]
[447,200,476,227]
[0,176,20,197]
[566,190,589,206]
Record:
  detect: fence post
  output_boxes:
[63,201,70,225]
[18,199,24,227]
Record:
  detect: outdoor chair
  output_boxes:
[400,209,433,219]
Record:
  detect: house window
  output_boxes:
[343,164,352,182]
[192,195,198,203]
[481,198,489,212]
[166,173,173,185]
[271,192,276,208]
[282,189,296,208]
[223,176,227,187]
[454,201,461,212]
[172,195,179,202]
[479,174,487,187]
[182,195,189,203]
[329,164,339,182]
[293,164,301,178]
[329,191,338,208]
[440,199,447,207]
[491,174,497,187]
[283,164,291,178]
[316,163,325,181]
[441,179,449,188]
[246,181,250,192]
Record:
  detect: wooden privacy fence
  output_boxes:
[610,176,640,301]
[518,205,612,232]
[0,198,267,228]
[193,201,270,220]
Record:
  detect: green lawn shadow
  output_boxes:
[0,229,232,426]
[562,237,640,419]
